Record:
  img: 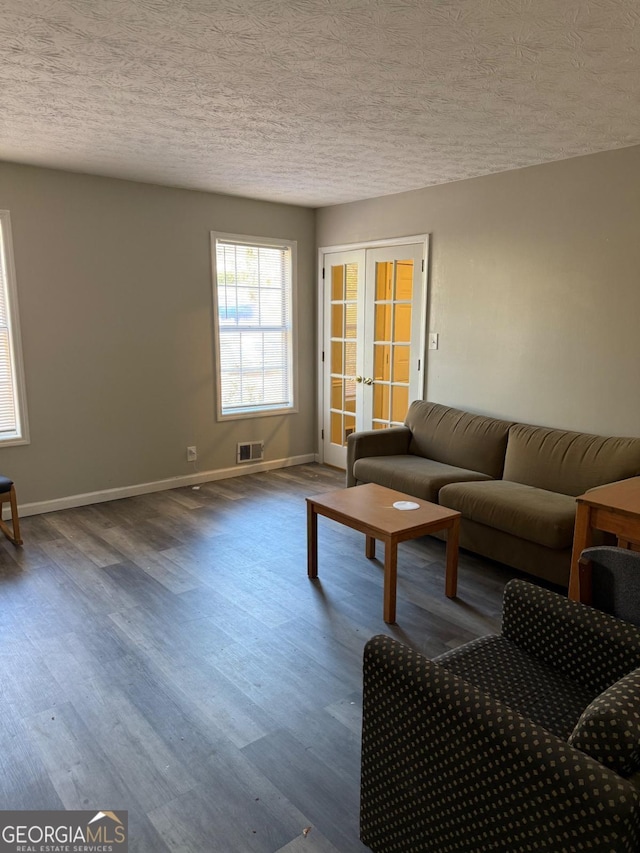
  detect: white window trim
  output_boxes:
[0,211,29,446]
[210,231,298,422]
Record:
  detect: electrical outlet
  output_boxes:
[187,446,197,462]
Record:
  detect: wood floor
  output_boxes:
[0,464,523,852]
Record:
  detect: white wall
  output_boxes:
[0,162,316,506]
[317,145,640,437]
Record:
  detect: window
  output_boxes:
[211,233,296,420]
[0,211,28,444]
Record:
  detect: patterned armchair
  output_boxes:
[360,580,640,852]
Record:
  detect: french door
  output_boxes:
[322,240,427,469]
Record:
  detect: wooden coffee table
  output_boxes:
[306,483,461,624]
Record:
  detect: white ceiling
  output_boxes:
[1,0,639,207]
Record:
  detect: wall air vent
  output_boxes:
[237,441,264,464]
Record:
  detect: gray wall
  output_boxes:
[317,145,640,438]
[0,162,316,505]
[3,145,640,507]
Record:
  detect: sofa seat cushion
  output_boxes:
[436,635,595,739]
[352,455,492,503]
[439,480,576,549]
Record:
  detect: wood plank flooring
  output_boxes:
[0,464,524,852]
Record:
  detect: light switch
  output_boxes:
[428,332,439,350]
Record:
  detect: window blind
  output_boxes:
[215,239,293,416]
[0,220,19,435]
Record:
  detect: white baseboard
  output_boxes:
[16,453,316,518]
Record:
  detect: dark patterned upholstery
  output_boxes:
[360,580,640,852]
[436,635,594,738]
[569,668,640,778]
[502,579,640,694]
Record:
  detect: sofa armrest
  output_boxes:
[346,427,411,487]
[502,579,640,696]
[361,634,640,853]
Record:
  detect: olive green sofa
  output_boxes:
[346,401,640,586]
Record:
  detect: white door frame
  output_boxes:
[316,234,430,466]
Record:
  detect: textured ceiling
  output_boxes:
[1,0,639,207]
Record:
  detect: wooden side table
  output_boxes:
[568,477,640,601]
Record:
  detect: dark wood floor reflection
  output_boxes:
[0,464,520,852]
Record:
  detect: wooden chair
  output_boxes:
[0,476,22,546]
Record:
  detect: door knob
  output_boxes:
[355,375,363,383]
[364,377,373,385]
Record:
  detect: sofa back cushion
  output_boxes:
[405,401,513,479]
[503,424,640,496]
[568,668,640,777]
